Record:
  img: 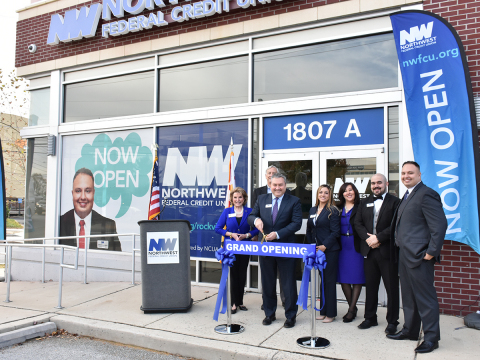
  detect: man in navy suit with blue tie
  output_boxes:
[248,173,302,328]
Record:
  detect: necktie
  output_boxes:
[272,197,279,224]
[79,220,85,249]
[404,190,410,201]
[373,195,383,201]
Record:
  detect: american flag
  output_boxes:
[148,150,160,220]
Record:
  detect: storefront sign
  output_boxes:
[157,120,248,258]
[47,0,283,45]
[391,11,480,254]
[263,108,384,150]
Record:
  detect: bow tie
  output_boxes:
[373,195,383,201]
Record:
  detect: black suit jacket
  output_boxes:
[59,209,122,251]
[306,206,340,251]
[354,193,400,258]
[390,182,447,268]
[248,192,302,243]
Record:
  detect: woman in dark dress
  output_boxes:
[214,187,259,313]
[306,184,340,323]
[337,182,365,322]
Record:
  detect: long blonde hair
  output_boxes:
[315,184,337,218]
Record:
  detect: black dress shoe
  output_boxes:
[238,305,248,311]
[284,318,296,328]
[358,319,378,329]
[385,324,397,335]
[262,315,276,325]
[386,331,419,341]
[415,341,439,353]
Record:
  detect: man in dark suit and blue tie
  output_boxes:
[388,161,447,354]
[248,173,302,328]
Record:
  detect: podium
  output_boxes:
[138,220,193,313]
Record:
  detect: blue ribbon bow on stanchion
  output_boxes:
[297,250,327,311]
[213,248,236,321]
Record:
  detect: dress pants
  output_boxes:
[230,254,250,307]
[319,250,339,318]
[398,250,440,342]
[364,248,399,325]
[260,256,298,320]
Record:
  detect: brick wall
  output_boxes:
[15,0,347,68]
[425,0,480,315]
[435,241,480,315]
[424,0,480,97]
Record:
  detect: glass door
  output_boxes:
[262,152,319,230]
[320,149,387,306]
[320,149,385,203]
[255,152,319,292]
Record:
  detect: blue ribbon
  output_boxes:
[213,248,236,321]
[296,250,327,311]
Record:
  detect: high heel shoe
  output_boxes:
[323,317,335,323]
[316,315,326,320]
[343,306,357,323]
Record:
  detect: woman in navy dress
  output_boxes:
[306,184,340,323]
[215,187,259,313]
[337,182,365,322]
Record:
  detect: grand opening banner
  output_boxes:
[157,120,248,258]
[390,11,480,254]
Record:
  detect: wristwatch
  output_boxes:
[246,233,251,238]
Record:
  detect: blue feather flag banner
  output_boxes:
[390,10,480,254]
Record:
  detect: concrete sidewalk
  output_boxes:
[0,281,477,359]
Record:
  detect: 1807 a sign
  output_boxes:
[264,108,384,150]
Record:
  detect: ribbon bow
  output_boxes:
[296,250,327,311]
[213,248,236,321]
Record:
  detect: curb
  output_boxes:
[52,315,323,360]
[0,322,57,348]
[0,314,54,335]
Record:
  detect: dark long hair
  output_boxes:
[337,182,360,209]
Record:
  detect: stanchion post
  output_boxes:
[310,267,316,343]
[296,266,330,349]
[214,264,245,335]
[226,270,232,330]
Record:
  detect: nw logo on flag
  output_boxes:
[399,21,436,52]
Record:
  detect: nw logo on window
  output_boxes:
[162,145,242,186]
[400,21,434,45]
[47,4,102,45]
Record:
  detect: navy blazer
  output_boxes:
[247,193,302,243]
[215,207,259,238]
[306,206,341,251]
